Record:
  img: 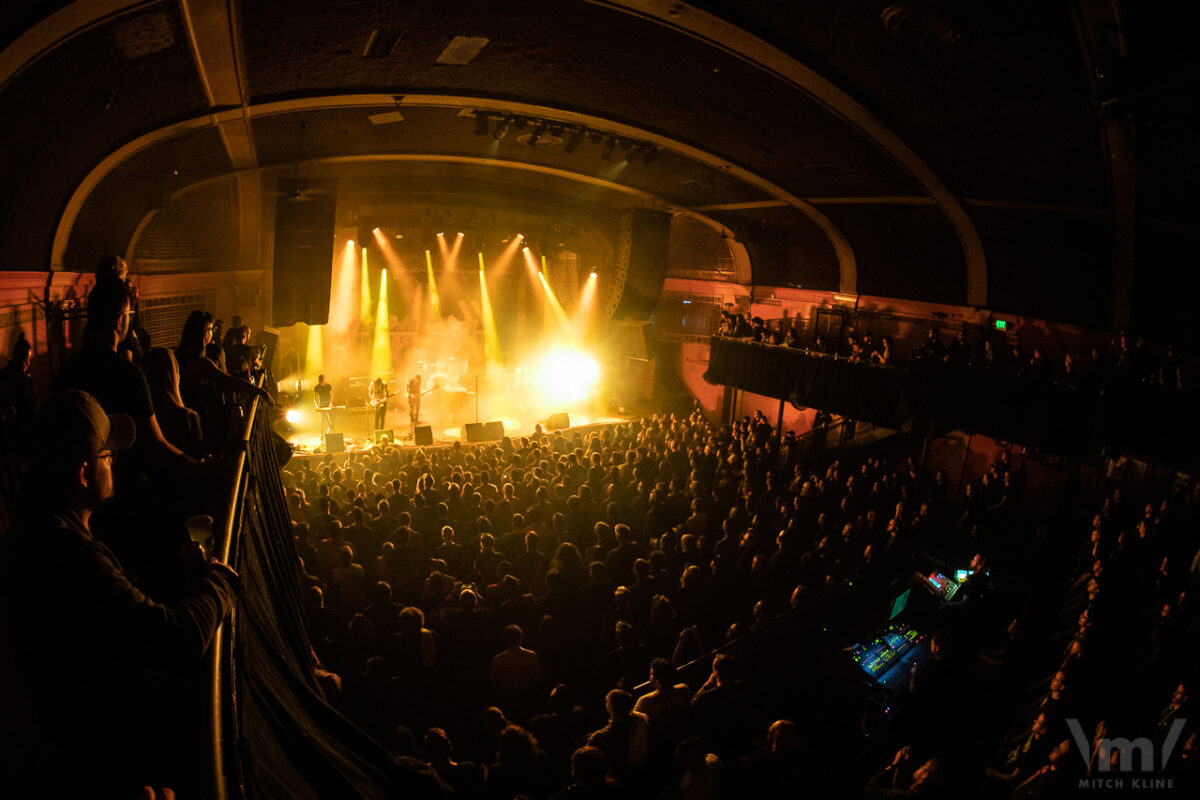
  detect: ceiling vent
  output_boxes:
[368,110,405,124]
[881,4,962,46]
[363,29,404,57]
[112,12,176,61]
[436,36,489,65]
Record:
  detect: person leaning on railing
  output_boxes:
[2,391,238,797]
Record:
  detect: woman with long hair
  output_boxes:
[143,347,205,458]
[175,309,271,408]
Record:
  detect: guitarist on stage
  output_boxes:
[369,376,390,431]
[406,373,422,425]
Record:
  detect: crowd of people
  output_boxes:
[717,309,1187,390]
[279,394,1200,797]
[2,264,1198,798]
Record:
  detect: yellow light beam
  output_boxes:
[304,322,324,378]
[522,245,539,279]
[373,227,414,301]
[369,267,392,377]
[488,234,524,281]
[329,239,358,333]
[574,270,599,337]
[537,269,574,342]
[425,249,441,316]
[478,252,501,363]
[447,231,465,269]
[360,246,372,325]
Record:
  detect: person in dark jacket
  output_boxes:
[3,391,239,797]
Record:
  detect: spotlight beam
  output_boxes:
[574,270,599,337]
[369,267,392,377]
[360,246,373,325]
[537,269,574,342]
[478,252,501,363]
[424,249,441,317]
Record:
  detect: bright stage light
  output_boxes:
[285,408,301,425]
[535,348,599,405]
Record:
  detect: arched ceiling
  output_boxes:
[1,0,1195,334]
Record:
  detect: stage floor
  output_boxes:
[284,413,634,456]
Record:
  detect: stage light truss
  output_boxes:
[468,111,661,162]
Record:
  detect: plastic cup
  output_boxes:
[186,514,214,557]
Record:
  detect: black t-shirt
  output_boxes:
[54,342,154,420]
[314,382,332,408]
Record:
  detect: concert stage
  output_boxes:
[283,412,634,456]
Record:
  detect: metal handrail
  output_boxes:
[204,386,264,800]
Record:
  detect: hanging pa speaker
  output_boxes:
[272,180,337,327]
[613,209,671,321]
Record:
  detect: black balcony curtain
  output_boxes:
[234,407,444,799]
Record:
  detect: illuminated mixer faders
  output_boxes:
[849,622,931,691]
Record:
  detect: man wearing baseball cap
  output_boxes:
[3,390,239,795]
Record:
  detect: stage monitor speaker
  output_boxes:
[374,429,393,444]
[414,425,433,446]
[323,432,344,453]
[463,422,486,443]
[613,209,671,321]
[544,412,570,431]
[272,179,337,327]
[483,420,505,441]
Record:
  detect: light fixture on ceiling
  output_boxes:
[527,121,548,146]
[473,111,489,136]
[564,127,585,153]
[494,117,512,140]
[642,145,660,164]
[600,136,616,160]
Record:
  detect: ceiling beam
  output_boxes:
[178,0,260,271]
[588,0,983,304]
[0,0,150,90]
[53,95,857,291]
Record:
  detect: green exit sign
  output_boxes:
[994,320,1007,331]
